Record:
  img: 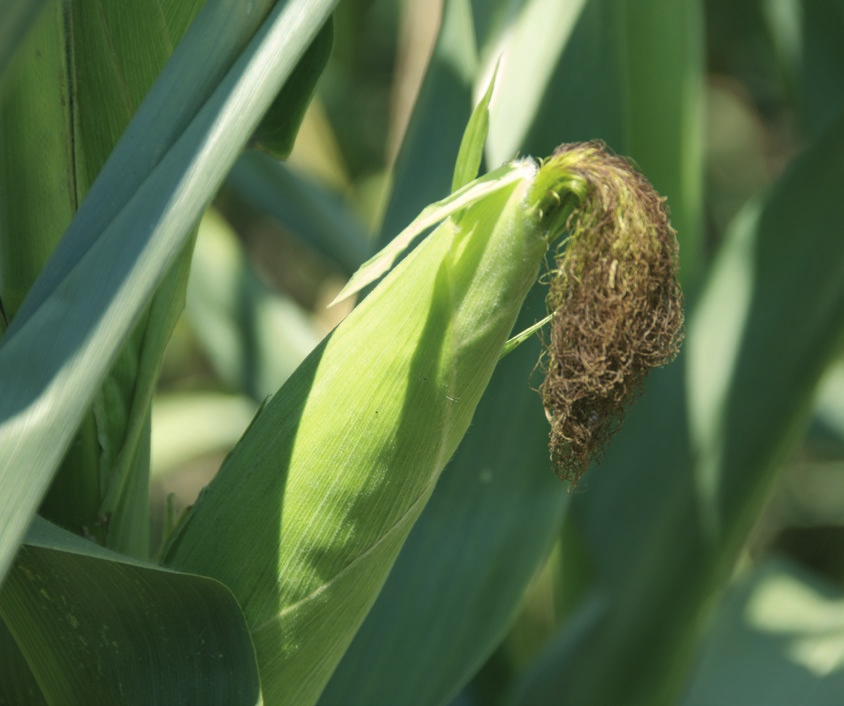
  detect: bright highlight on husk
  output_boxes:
[536,141,684,484]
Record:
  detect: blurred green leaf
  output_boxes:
[0,0,49,82]
[765,0,844,136]
[377,0,479,240]
[683,558,844,706]
[187,210,321,401]
[620,0,705,283]
[227,151,370,275]
[510,109,844,706]
[482,0,591,165]
[151,391,258,478]
[0,518,260,705]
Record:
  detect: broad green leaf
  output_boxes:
[0,0,49,82]
[0,0,340,587]
[510,109,844,706]
[0,2,74,328]
[0,620,44,706]
[683,558,844,706]
[320,284,567,706]
[0,518,260,705]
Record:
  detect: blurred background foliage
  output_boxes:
[146,0,844,703]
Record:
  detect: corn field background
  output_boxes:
[2,0,844,705]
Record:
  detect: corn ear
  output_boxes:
[163,158,553,705]
[161,142,682,705]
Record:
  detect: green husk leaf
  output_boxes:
[451,62,498,192]
[163,162,553,706]
[331,159,534,304]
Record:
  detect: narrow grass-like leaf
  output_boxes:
[451,64,497,192]
[0,518,260,705]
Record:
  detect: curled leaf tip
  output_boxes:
[536,141,684,485]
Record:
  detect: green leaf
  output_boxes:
[377,0,480,241]
[0,517,260,705]
[482,0,593,165]
[320,285,568,706]
[333,160,533,304]
[683,558,844,706]
[186,210,321,401]
[226,151,370,276]
[151,391,258,478]
[250,19,334,159]
[0,0,50,82]
[0,0,340,587]
[620,0,704,284]
[765,0,844,136]
[451,63,497,192]
[0,620,45,706]
[509,108,844,706]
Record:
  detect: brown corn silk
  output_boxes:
[538,142,684,484]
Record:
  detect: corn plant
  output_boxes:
[3,1,844,705]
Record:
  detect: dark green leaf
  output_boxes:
[0,518,260,705]
[251,19,334,159]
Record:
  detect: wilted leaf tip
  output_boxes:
[536,141,684,485]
